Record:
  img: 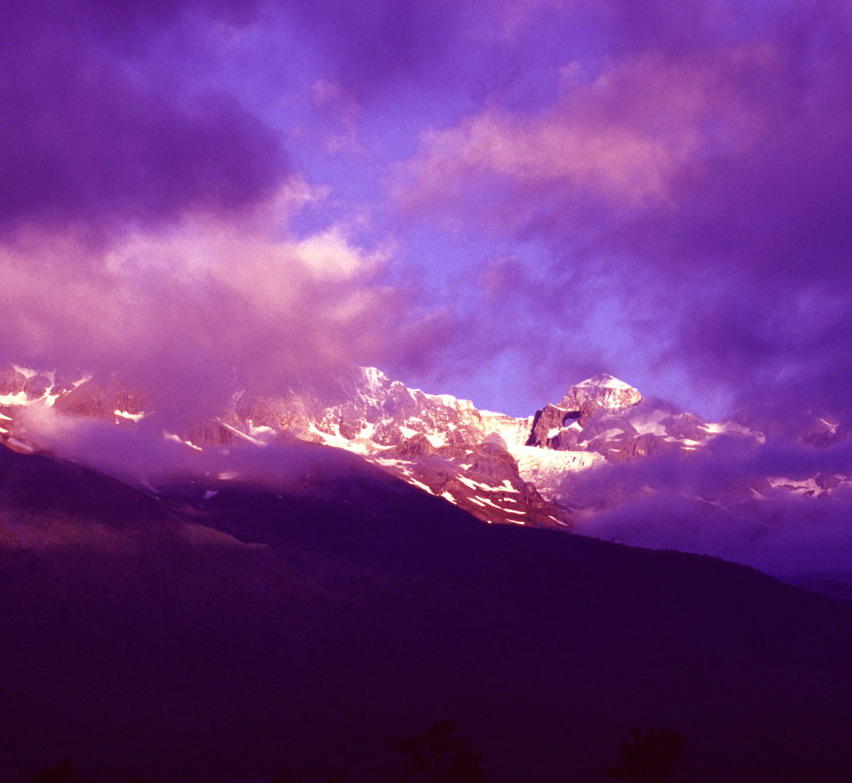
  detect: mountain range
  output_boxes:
[1,362,848,593]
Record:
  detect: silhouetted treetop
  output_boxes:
[608,727,687,783]
[396,719,486,783]
[31,759,92,783]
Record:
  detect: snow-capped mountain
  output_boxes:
[0,364,700,525]
[3,360,852,599]
[3,362,847,531]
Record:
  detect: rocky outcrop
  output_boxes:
[558,373,642,412]
[527,404,574,447]
[466,440,519,483]
[387,433,437,458]
[661,413,709,441]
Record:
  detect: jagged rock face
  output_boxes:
[661,412,710,441]
[54,378,147,422]
[558,373,643,412]
[233,367,489,451]
[2,363,848,530]
[0,364,88,408]
[549,428,581,451]
[629,432,668,458]
[602,432,675,462]
[466,441,519,483]
[527,404,576,447]
[527,377,649,464]
[179,368,569,528]
[182,421,234,448]
[386,433,437,458]
[800,415,844,448]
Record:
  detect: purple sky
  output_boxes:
[1,0,850,422]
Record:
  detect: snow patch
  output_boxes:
[308,422,354,451]
[163,431,203,452]
[7,437,33,452]
[12,365,39,379]
[114,409,148,423]
[218,419,266,447]
[472,495,503,509]
[407,478,436,495]
[457,475,493,492]
[247,420,277,440]
[0,391,30,406]
[72,373,93,389]
[480,411,533,452]
[576,374,636,391]
[514,447,603,500]
[819,418,839,435]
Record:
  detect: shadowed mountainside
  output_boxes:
[1,443,851,782]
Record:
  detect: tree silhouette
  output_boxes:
[31,759,92,783]
[607,727,687,783]
[395,719,486,783]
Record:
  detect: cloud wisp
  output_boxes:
[564,433,852,584]
[398,0,852,421]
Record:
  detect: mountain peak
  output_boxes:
[559,374,642,411]
[575,373,635,390]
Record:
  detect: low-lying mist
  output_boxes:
[565,434,852,590]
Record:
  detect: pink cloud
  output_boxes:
[399,44,779,226]
[0,187,440,424]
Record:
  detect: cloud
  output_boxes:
[565,434,852,581]
[275,0,467,99]
[0,0,286,237]
[11,401,371,493]
[0,0,468,422]
[401,47,769,217]
[0,183,442,423]
[397,0,852,421]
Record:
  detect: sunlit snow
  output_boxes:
[114,409,148,423]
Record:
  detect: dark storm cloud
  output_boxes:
[0,0,286,235]
[0,0,451,419]
[278,0,467,99]
[402,0,852,422]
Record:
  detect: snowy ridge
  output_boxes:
[0,363,846,529]
[559,373,643,412]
